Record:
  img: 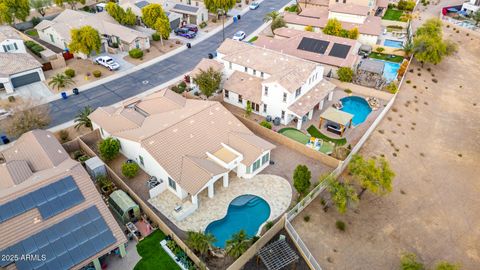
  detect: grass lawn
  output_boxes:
[369,52,404,63]
[25,29,38,37]
[306,125,347,146]
[248,36,258,43]
[382,8,404,21]
[278,127,310,144]
[134,230,180,270]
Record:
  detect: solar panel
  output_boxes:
[0,206,117,270]
[134,0,149,9]
[297,37,330,54]
[173,4,199,13]
[329,43,351,59]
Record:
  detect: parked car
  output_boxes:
[174,27,197,39]
[249,2,260,9]
[232,31,246,41]
[183,24,199,33]
[95,56,120,71]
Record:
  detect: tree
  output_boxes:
[68,26,102,57]
[0,0,30,24]
[53,0,85,10]
[245,101,252,116]
[153,15,171,40]
[323,174,358,214]
[142,4,169,44]
[435,261,460,270]
[337,67,354,82]
[122,162,139,178]
[293,165,311,196]
[30,0,51,17]
[98,137,121,161]
[106,2,125,24]
[348,27,359,39]
[193,67,222,98]
[225,230,250,258]
[348,154,395,198]
[264,11,285,32]
[473,10,480,26]
[3,101,50,138]
[400,253,425,270]
[123,8,136,26]
[304,25,313,32]
[74,106,93,130]
[323,18,343,36]
[186,231,216,259]
[398,38,414,58]
[48,73,75,91]
[203,0,235,40]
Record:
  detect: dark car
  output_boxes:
[183,24,198,33]
[174,27,196,39]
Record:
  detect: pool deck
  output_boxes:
[148,174,292,232]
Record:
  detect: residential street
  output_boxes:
[47,0,292,127]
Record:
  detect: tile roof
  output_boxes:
[171,3,199,14]
[288,80,336,117]
[35,9,147,44]
[0,53,42,77]
[297,0,329,6]
[329,3,370,16]
[0,26,22,42]
[255,29,359,68]
[0,130,126,270]
[218,39,319,93]
[90,90,275,195]
[189,58,224,78]
[223,71,263,104]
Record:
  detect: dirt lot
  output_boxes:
[292,22,480,270]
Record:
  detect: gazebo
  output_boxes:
[257,238,299,270]
[319,107,353,137]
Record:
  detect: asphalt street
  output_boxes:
[47,0,292,127]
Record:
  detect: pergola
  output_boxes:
[319,107,353,137]
[257,238,299,270]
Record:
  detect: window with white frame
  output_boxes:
[261,152,269,165]
[2,43,18,52]
[244,66,248,72]
[295,88,301,98]
[168,177,176,190]
[224,90,229,98]
[263,104,267,113]
[264,86,268,96]
[261,72,264,78]
[281,110,285,119]
[139,155,144,166]
[253,69,256,75]
[229,62,232,69]
[252,159,261,172]
[283,93,287,102]
[238,95,243,103]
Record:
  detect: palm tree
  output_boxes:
[186,231,216,259]
[74,106,93,130]
[396,22,414,58]
[225,230,250,258]
[264,11,285,33]
[48,73,75,91]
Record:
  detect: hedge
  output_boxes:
[24,40,45,57]
[129,48,143,59]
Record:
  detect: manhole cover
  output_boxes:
[142,80,149,85]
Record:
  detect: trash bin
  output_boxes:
[208,53,213,59]
[233,16,237,23]
[266,115,272,122]
[237,14,241,20]
[73,88,79,95]
[273,117,281,126]
[61,92,68,99]
[186,43,191,48]
[1,135,10,144]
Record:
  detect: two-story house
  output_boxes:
[0,26,27,54]
[217,39,336,130]
[89,89,275,221]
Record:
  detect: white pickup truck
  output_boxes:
[95,56,120,71]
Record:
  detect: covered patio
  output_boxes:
[318,107,354,137]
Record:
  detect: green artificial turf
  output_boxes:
[369,52,404,63]
[25,29,38,37]
[306,125,347,146]
[134,230,180,270]
[382,8,404,21]
[248,36,258,43]
[278,127,310,144]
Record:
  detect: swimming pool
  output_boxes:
[383,39,403,48]
[205,195,270,248]
[340,96,372,126]
[371,59,401,82]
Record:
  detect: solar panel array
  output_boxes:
[173,4,199,13]
[297,37,330,54]
[134,0,150,9]
[0,176,84,223]
[0,206,116,270]
[329,43,351,59]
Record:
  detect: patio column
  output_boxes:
[319,100,324,110]
[223,174,229,188]
[93,258,101,270]
[208,183,214,198]
[119,243,127,258]
[191,195,198,206]
[296,117,303,130]
[307,110,313,120]
[328,91,334,101]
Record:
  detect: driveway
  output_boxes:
[14,82,53,101]
[45,0,293,127]
[93,53,135,72]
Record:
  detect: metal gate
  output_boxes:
[11,72,41,88]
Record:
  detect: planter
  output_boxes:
[160,240,189,270]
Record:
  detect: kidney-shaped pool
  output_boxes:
[205,194,270,248]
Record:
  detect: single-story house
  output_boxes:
[35,9,150,58]
[0,52,45,94]
[170,3,208,25]
[119,0,183,30]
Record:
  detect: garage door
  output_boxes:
[11,72,41,88]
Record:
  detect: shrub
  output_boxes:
[303,215,310,222]
[335,220,346,231]
[92,70,102,78]
[152,32,160,41]
[31,17,41,26]
[212,17,217,23]
[129,48,144,59]
[260,121,272,129]
[98,137,120,161]
[59,129,69,143]
[24,40,45,57]
[64,68,75,78]
[304,25,313,32]
[376,46,385,53]
[178,81,187,90]
[122,162,140,178]
[400,253,424,270]
[293,165,311,195]
[397,0,416,11]
[78,155,90,163]
[385,82,398,93]
[337,67,354,82]
[265,221,274,230]
[344,88,352,94]
[199,21,207,29]
[73,150,84,160]
[8,96,15,102]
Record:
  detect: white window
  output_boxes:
[253,69,256,75]
[224,90,229,98]
[263,104,267,113]
[295,88,301,98]
[229,62,232,69]
[2,43,18,52]
[244,67,248,72]
[261,72,264,78]
[139,155,144,166]
[264,86,268,96]
[281,111,285,119]
[283,93,287,102]
[252,159,261,172]
[261,153,269,165]
[168,177,176,190]
[238,95,243,104]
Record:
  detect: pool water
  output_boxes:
[340,96,372,126]
[205,195,270,248]
[371,59,401,82]
[383,39,403,48]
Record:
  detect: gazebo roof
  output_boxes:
[320,107,353,126]
[258,238,299,270]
